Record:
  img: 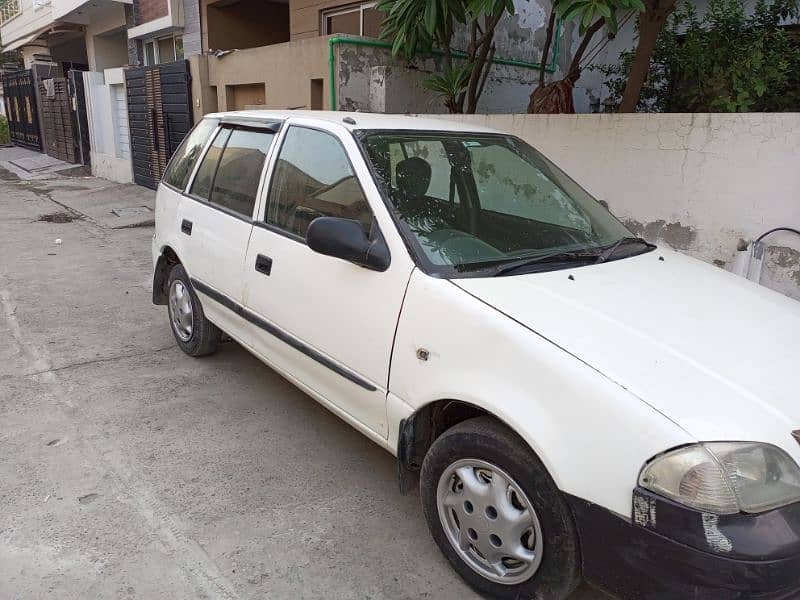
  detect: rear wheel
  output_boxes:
[167,264,221,356]
[420,417,580,599]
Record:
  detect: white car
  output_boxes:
[152,111,800,600]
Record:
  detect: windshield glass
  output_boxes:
[360,131,641,276]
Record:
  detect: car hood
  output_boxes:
[454,248,800,453]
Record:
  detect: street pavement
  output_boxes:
[0,164,606,599]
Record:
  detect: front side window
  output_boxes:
[361,132,640,276]
[266,126,372,239]
[190,126,275,217]
[163,118,219,190]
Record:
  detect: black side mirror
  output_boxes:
[307,217,390,272]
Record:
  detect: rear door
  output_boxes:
[175,122,278,335]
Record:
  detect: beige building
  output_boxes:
[191,0,390,117]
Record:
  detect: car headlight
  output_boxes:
[639,442,800,515]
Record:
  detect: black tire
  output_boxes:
[420,416,581,600]
[166,264,221,357]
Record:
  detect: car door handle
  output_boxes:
[255,254,272,276]
[181,219,192,235]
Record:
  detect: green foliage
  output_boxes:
[377,0,465,59]
[421,62,474,112]
[0,115,9,145]
[555,0,645,34]
[597,0,800,111]
[377,0,522,111]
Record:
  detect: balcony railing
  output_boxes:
[0,0,22,25]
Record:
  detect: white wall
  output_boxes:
[83,68,133,183]
[84,2,128,71]
[423,113,800,300]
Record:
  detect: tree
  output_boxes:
[528,0,644,113]
[378,0,522,113]
[599,0,800,112]
[617,0,678,111]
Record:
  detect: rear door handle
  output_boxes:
[181,219,192,235]
[255,254,272,276]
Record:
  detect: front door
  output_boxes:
[243,124,413,437]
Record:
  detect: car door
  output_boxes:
[242,122,414,437]
[177,123,277,335]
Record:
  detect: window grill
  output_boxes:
[0,0,22,25]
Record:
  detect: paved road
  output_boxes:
[0,172,606,599]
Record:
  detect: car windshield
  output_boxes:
[360,131,645,276]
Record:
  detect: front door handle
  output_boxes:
[181,219,192,235]
[255,254,272,276]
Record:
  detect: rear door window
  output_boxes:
[163,118,219,190]
[190,127,275,218]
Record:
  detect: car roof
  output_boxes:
[203,110,505,135]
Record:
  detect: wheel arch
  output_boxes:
[397,398,541,495]
[152,245,181,305]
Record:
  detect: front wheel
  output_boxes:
[420,417,580,599]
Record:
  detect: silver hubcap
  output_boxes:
[168,280,194,342]
[436,458,543,585]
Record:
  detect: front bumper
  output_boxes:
[567,489,800,599]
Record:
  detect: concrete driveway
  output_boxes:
[0,169,606,599]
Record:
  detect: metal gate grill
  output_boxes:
[126,60,193,190]
[1,70,42,150]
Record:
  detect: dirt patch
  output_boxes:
[38,211,83,223]
[0,166,20,181]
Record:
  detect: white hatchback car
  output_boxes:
[153,111,800,600]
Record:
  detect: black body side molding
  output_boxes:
[189,277,377,392]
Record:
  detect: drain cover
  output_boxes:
[111,206,153,218]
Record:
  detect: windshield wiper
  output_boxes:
[491,250,599,276]
[594,237,655,264]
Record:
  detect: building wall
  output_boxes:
[84,2,128,71]
[337,42,539,113]
[429,113,800,300]
[194,34,331,117]
[138,0,168,24]
[182,0,201,56]
[202,0,289,51]
[0,0,54,52]
[290,0,345,40]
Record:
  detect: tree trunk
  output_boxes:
[465,9,504,113]
[566,17,605,80]
[618,0,677,112]
[539,10,557,88]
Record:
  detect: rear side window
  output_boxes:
[190,128,230,200]
[190,127,275,217]
[265,126,372,239]
[163,118,219,190]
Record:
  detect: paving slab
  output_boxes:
[49,181,156,229]
[0,145,84,180]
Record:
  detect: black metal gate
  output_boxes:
[125,60,193,189]
[2,70,42,151]
[68,70,91,166]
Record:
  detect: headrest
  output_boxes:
[396,156,431,199]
